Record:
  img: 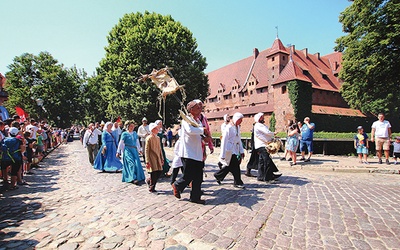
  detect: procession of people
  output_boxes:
[2,93,398,206]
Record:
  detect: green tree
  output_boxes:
[81,73,108,124]
[335,0,400,117]
[5,52,86,127]
[97,11,208,125]
[269,112,276,132]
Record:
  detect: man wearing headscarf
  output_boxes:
[253,113,282,182]
[171,100,210,204]
[214,112,245,188]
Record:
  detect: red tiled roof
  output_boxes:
[312,105,366,117]
[205,104,274,119]
[207,56,254,98]
[273,49,342,91]
[207,39,343,102]
[266,38,290,56]
[273,59,310,84]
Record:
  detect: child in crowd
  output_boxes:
[23,131,36,175]
[145,123,164,193]
[170,129,183,185]
[392,136,400,164]
[354,126,369,164]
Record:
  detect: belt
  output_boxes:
[126,145,137,149]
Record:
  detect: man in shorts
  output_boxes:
[300,117,315,162]
[371,113,392,164]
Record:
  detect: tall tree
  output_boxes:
[97,11,208,125]
[335,0,400,117]
[5,52,86,127]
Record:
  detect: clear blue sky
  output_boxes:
[1,0,352,76]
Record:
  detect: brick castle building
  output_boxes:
[204,37,366,133]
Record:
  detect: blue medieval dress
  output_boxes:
[94,130,123,172]
[119,131,145,183]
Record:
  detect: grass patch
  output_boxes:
[212,132,400,140]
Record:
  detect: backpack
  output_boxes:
[1,137,22,162]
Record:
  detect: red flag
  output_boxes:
[116,116,121,123]
[15,107,28,122]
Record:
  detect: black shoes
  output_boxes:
[234,184,245,189]
[190,199,206,205]
[245,172,256,177]
[273,172,282,179]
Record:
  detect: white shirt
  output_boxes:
[393,141,400,153]
[220,122,228,134]
[220,123,244,158]
[171,137,183,168]
[26,124,39,139]
[83,128,102,147]
[178,118,204,162]
[254,122,274,149]
[137,124,150,142]
[371,120,391,138]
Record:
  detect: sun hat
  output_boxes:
[9,127,19,136]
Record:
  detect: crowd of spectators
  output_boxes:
[0,115,78,191]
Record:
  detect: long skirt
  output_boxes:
[257,148,279,181]
[122,146,145,183]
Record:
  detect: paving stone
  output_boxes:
[87,235,105,244]
[1,142,400,250]
[58,242,79,250]
[165,245,187,250]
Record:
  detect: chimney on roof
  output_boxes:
[253,48,259,59]
[315,52,320,60]
[302,48,308,57]
[289,45,295,61]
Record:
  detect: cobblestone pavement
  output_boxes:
[1,140,400,249]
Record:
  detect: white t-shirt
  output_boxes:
[26,124,39,139]
[371,120,391,138]
[393,142,400,153]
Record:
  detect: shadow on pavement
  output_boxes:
[0,148,68,249]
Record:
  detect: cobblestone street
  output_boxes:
[1,140,400,249]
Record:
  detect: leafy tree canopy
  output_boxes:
[335,0,400,118]
[5,52,87,127]
[97,11,208,125]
